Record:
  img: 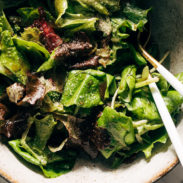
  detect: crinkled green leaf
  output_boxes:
[13,36,50,71]
[0,30,30,84]
[127,95,160,121]
[96,46,111,67]
[31,114,57,152]
[55,0,68,24]
[133,120,163,137]
[75,0,108,15]
[21,27,40,43]
[9,139,41,166]
[61,70,115,108]
[97,107,135,158]
[122,3,150,32]
[41,91,65,114]
[37,49,56,72]
[61,70,104,108]
[100,139,122,159]
[98,107,135,146]
[9,139,77,178]
[111,3,150,44]
[163,90,183,114]
[118,65,137,103]
[176,72,183,84]
[74,0,120,15]
[56,1,98,33]
[105,74,117,99]
[0,11,13,37]
[109,43,129,66]
[142,133,168,159]
[59,15,98,33]
[40,160,74,178]
[127,89,183,121]
[152,73,169,93]
[130,45,147,66]
[109,128,168,168]
[40,150,77,178]
[17,7,55,25]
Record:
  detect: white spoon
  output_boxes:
[149,75,183,166]
[138,42,183,96]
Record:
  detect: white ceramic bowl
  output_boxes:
[1,0,183,182]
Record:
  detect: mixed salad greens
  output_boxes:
[0,0,183,178]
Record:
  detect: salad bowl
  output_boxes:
[0,0,183,183]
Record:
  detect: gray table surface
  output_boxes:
[157,164,183,183]
[0,164,182,183]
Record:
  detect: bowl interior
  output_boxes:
[0,0,183,183]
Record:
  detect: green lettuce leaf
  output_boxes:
[118,65,137,103]
[40,149,77,178]
[61,70,115,108]
[97,106,135,158]
[21,27,41,43]
[56,1,98,33]
[17,7,55,25]
[152,73,169,93]
[55,0,68,24]
[142,132,168,159]
[122,3,150,32]
[100,139,122,159]
[111,3,150,43]
[99,4,149,69]
[31,114,57,152]
[105,74,117,98]
[58,14,98,33]
[176,72,183,84]
[41,91,65,114]
[74,0,120,15]
[9,139,77,178]
[0,11,13,37]
[9,140,41,166]
[61,70,104,108]
[163,90,183,114]
[127,95,160,121]
[37,49,56,72]
[127,88,183,121]
[0,30,30,84]
[13,36,50,71]
[8,112,77,178]
[40,157,76,178]
[130,45,147,66]
[133,120,163,137]
[109,128,168,168]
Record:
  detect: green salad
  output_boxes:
[0,0,183,178]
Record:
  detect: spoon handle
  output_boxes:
[157,64,183,96]
[149,76,183,166]
[139,43,183,96]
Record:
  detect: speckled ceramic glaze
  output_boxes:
[0,0,183,182]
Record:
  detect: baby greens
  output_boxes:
[0,0,182,179]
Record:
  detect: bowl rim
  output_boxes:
[0,156,179,183]
[149,157,178,183]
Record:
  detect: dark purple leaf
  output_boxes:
[69,56,99,69]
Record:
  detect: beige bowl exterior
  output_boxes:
[1,0,183,182]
